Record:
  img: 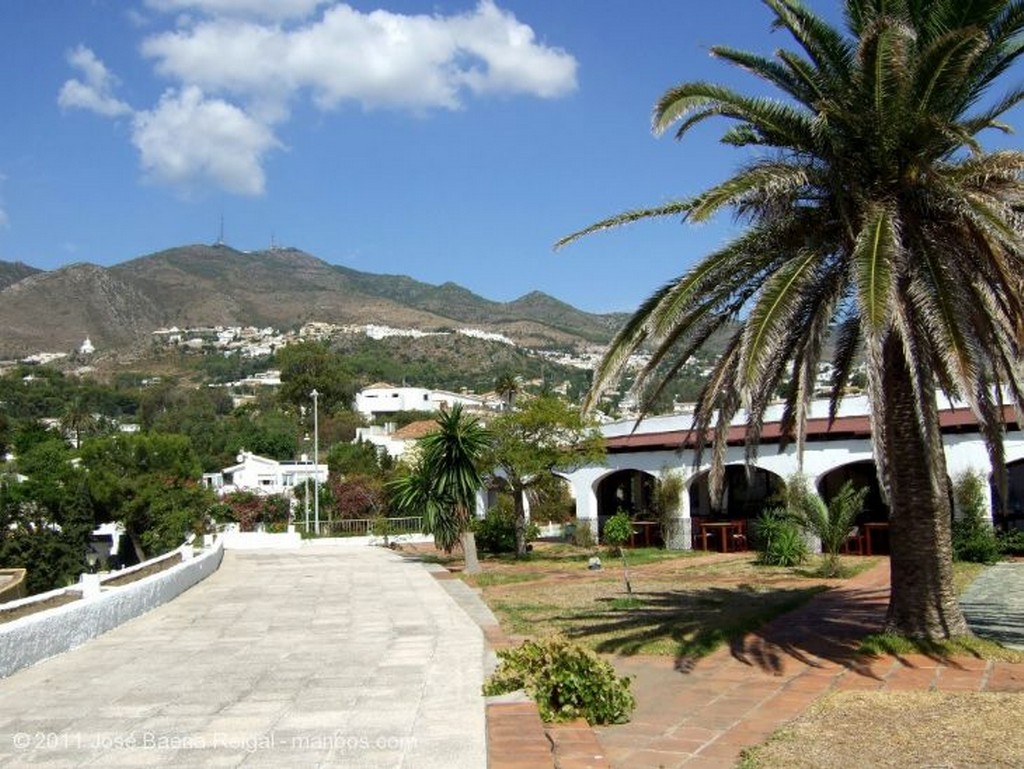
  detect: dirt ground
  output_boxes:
[742,691,1024,769]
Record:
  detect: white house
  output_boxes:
[353,383,499,419]
[202,451,327,497]
[558,394,1024,549]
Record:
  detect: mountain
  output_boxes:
[0,245,626,358]
[0,261,40,291]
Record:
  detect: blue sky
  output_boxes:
[0,1,1019,314]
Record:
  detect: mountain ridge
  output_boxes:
[0,244,627,358]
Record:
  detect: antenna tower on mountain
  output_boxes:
[214,215,225,247]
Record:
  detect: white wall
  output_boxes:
[0,542,224,679]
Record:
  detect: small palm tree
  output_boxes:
[559,0,1024,640]
[794,479,867,578]
[389,405,490,573]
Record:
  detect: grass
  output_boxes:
[462,543,845,660]
[858,631,1024,662]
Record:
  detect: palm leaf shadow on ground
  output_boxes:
[727,579,996,679]
[556,584,826,671]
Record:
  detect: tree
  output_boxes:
[275,341,355,414]
[486,394,605,557]
[558,1,1024,640]
[0,440,95,593]
[80,433,212,561]
[494,372,521,410]
[388,405,488,573]
[60,397,96,448]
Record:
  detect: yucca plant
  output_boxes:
[387,404,489,573]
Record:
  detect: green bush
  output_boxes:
[998,528,1024,556]
[602,510,635,594]
[752,508,808,567]
[474,500,539,554]
[483,636,635,725]
[951,471,1000,564]
[602,511,633,550]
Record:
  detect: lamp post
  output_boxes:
[311,389,320,535]
[302,432,311,533]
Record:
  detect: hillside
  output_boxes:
[0,245,624,358]
[0,264,164,357]
[0,261,40,291]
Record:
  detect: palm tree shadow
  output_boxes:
[727,582,891,678]
[559,584,830,671]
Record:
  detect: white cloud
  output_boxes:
[145,0,325,21]
[132,86,281,195]
[140,1,578,114]
[58,45,133,117]
[60,2,576,196]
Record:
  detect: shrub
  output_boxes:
[951,471,1000,564]
[752,508,808,567]
[998,528,1024,556]
[217,491,290,532]
[475,500,539,554]
[602,510,634,594]
[571,522,595,548]
[483,636,635,725]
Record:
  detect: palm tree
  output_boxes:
[494,372,520,411]
[559,0,1024,640]
[60,398,96,449]
[388,405,489,573]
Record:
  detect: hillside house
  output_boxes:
[353,384,500,419]
[202,451,327,497]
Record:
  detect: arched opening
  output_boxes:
[595,469,661,547]
[688,465,786,551]
[999,459,1024,531]
[817,460,889,554]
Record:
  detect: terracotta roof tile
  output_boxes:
[392,420,439,441]
[606,405,1020,453]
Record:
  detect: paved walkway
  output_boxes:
[960,561,1024,649]
[0,547,487,768]
[549,558,1024,769]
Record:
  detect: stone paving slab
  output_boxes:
[960,560,1024,649]
[0,548,486,768]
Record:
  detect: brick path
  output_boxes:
[547,559,1024,769]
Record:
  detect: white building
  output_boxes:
[354,419,441,460]
[353,383,499,419]
[557,394,1024,549]
[202,451,327,497]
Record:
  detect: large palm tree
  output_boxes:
[559,0,1024,639]
[388,405,490,573]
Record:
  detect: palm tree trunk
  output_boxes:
[461,530,481,574]
[881,337,968,639]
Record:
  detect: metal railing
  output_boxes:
[297,517,424,538]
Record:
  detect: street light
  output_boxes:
[302,433,311,533]
[311,389,320,535]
